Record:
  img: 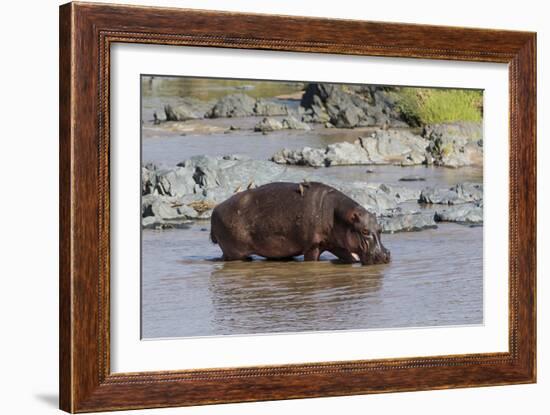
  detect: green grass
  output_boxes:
[393,87,483,125]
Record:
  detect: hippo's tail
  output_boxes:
[210,229,218,244]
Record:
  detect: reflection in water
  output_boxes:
[141,222,482,338]
[207,261,384,334]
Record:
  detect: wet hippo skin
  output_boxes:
[210,181,391,265]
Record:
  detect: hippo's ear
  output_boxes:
[344,208,362,224]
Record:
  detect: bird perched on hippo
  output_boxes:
[210,181,390,265]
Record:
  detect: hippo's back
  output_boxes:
[211,182,333,253]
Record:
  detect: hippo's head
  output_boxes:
[340,207,391,265]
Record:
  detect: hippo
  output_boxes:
[210,182,390,265]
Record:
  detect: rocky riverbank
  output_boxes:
[141,155,483,232]
[272,122,482,168]
[150,83,420,132]
[142,81,483,233]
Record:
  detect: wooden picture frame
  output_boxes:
[59,2,536,412]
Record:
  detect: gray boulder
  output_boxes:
[281,116,311,130]
[221,159,291,189]
[154,166,196,197]
[164,104,201,121]
[141,216,193,230]
[255,116,311,133]
[271,147,326,167]
[300,83,408,127]
[357,130,429,165]
[325,142,370,166]
[207,94,257,118]
[254,117,284,132]
[419,187,461,205]
[337,185,398,215]
[254,100,288,116]
[163,98,211,121]
[435,203,483,224]
[271,129,429,167]
[301,147,326,167]
[379,183,421,202]
[142,166,157,195]
[142,194,199,221]
[399,175,426,182]
[179,155,224,189]
[379,211,437,233]
[423,122,483,168]
[452,182,483,203]
[419,182,483,205]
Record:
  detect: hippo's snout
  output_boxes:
[379,248,391,264]
[362,246,391,265]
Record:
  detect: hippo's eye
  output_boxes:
[361,229,370,236]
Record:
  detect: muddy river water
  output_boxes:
[140,78,483,339]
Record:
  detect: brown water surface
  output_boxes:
[142,222,482,338]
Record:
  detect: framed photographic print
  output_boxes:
[59,2,536,412]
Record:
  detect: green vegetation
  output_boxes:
[394,87,483,125]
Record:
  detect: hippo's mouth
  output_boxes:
[351,253,361,262]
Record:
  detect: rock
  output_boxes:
[272,148,302,165]
[142,166,157,195]
[164,104,201,121]
[399,175,426,182]
[270,129,429,167]
[452,182,483,203]
[254,100,288,116]
[419,182,483,205]
[163,98,211,121]
[356,130,429,165]
[423,122,483,143]
[221,159,292,189]
[141,216,158,228]
[271,147,326,167]
[142,194,199,221]
[282,116,311,130]
[198,209,214,219]
[419,187,460,205]
[201,187,235,204]
[435,203,483,224]
[154,166,196,197]
[301,147,326,167]
[379,211,437,233]
[207,93,257,118]
[325,142,370,166]
[254,117,284,132]
[141,216,193,230]
[206,94,290,118]
[336,184,398,215]
[300,83,408,127]
[142,154,480,233]
[221,154,252,161]
[332,104,365,128]
[379,183,421,202]
[179,155,223,189]
[423,122,483,167]
[255,116,312,132]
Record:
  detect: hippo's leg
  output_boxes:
[218,243,253,261]
[304,246,321,261]
[328,247,354,263]
[222,252,253,261]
